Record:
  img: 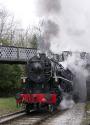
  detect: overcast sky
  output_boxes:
[0,0,37,28]
[0,0,90,52]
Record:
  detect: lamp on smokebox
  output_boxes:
[21,77,27,84]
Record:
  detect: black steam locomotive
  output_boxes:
[16,53,73,113]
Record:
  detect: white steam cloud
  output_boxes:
[61,54,88,102]
[59,54,88,109]
[52,0,90,53]
[36,0,90,53]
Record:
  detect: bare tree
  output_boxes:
[0,6,18,45]
[0,5,37,48]
[15,27,37,48]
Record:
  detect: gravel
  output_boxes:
[41,103,85,125]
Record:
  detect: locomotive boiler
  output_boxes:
[16,53,73,113]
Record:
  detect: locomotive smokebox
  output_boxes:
[32,62,43,74]
[27,53,51,83]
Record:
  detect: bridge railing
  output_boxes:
[0,45,37,63]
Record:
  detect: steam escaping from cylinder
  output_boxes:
[60,93,75,110]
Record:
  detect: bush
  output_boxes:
[0,64,22,97]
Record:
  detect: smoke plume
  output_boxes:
[37,20,59,52]
[36,0,60,53]
[36,0,60,16]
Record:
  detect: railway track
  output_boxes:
[0,109,64,125]
[0,103,85,125]
[0,110,26,124]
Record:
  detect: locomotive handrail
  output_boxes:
[50,58,73,84]
[53,76,73,84]
[50,58,65,70]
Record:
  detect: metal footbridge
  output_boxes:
[0,46,71,63]
[0,45,37,64]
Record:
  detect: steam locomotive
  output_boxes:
[16,53,73,113]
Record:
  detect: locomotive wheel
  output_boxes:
[48,104,55,112]
[72,93,80,103]
[56,96,62,107]
[25,104,31,114]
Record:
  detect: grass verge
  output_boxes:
[85,102,90,111]
[82,101,90,125]
[0,97,22,115]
